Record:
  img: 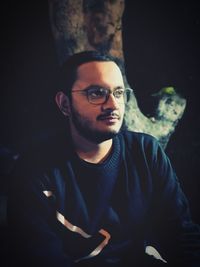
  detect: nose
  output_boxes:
[101,93,120,111]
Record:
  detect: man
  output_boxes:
[9,51,200,267]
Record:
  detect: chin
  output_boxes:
[72,117,122,143]
[90,129,120,143]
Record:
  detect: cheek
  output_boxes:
[72,100,100,118]
[119,103,125,115]
[72,99,87,114]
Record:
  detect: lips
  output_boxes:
[99,116,119,121]
[97,112,120,125]
[97,113,120,121]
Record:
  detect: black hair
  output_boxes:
[58,50,125,97]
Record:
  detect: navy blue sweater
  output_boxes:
[8,131,200,266]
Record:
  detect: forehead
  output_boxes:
[74,61,124,88]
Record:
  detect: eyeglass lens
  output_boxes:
[88,87,131,104]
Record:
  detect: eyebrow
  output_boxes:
[86,85,125,90]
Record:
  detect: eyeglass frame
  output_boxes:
[71,86,133,105]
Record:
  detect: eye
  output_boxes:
[88,87,107,99]
[114,89,124,98]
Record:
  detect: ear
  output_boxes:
[55,91,71,116]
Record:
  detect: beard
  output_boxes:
[70,105,123,143]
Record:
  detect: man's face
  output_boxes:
[69,61,125,143]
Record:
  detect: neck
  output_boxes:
[71,127,113,164]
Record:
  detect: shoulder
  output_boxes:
[12,130,72,180]
[119,130,160,151]
[118,130,166,166]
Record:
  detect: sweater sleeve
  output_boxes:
[8,161,73,267]
[147,137,200,267]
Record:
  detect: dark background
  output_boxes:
[123,1,200,224]
[1,1,200,223]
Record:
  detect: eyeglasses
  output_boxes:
[71,86,133,105]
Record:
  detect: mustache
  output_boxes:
[97,111,121,120]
